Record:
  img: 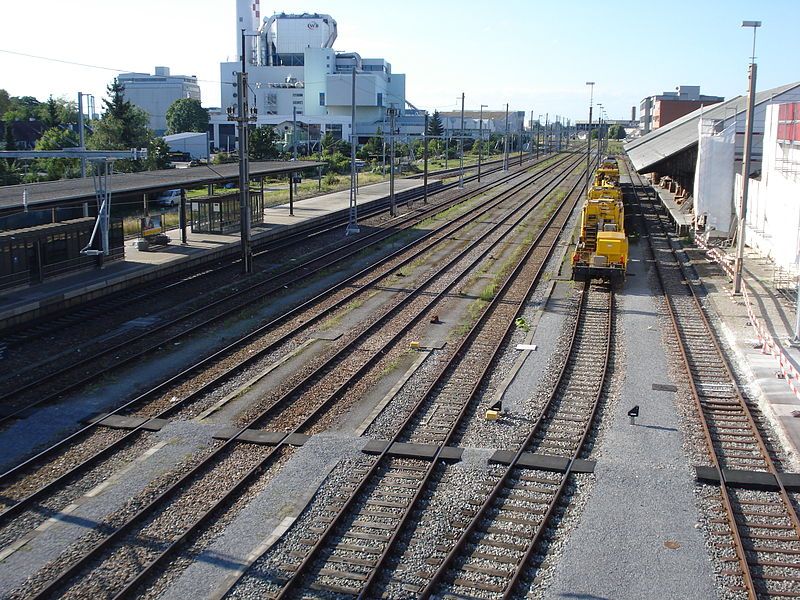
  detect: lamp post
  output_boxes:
[538,114,543,158]
[478,104,488,182]
[733,20,762,295]
[459,92,465,188]
[503,103,509,171]
[585,81,595,191]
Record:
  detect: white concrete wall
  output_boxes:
[745,103,800,270]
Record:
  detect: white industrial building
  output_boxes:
[210,2,416,153]
[744,100,800,271]
[118,67,202,135]
[437,111,526,139]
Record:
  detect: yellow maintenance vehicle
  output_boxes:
[572,158,628,284]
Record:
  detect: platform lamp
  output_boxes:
[733,20,761,295]
[585,82,595,191]
[477,104,488,182]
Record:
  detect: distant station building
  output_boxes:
[210,1,416,152]
[639,85,724,134]
[437,111,526,139]
[118,67,202,135]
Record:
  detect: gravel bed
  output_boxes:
[364,448,501,598]
[8,432,221,599]
[52,442,269,599]
[0,430,155,552]
[159,433,365,600]
[226,453,376,599]
[134,446,296,600]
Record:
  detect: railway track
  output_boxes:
[0,154,557,426]
[420,283,611,598]
[2,154,586,599]
[627,162,800,600]
[0,154,579,530]
[0,154,528,356]
[222,161,593,599]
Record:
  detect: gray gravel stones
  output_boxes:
[157,433,365,600]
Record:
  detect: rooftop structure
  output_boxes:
[118,67,202,135]
[639,85,724,134]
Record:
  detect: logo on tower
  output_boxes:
[307,22,319,29]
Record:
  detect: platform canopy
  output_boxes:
[0,160,323,216]
[625,81,800,174]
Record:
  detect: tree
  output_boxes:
[33,127,80,180]
[608,124,626,140]
[321,132,343,156]
[40,96,61,128]
[145,137,171,170]
[3,95,41,122]
[0,90,10,117]
[249,126,278,160]
[88,79,153,172]
[427,111,444,138]
[165,98,209,135]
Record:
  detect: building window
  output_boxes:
[319,92,325,106]
[293,100,303,105]
[377,93,383,107]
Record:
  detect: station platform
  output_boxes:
[0,178,429,330]
[690,239,800,465]
[651,178,693,236]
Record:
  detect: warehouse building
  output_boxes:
[118,67,202,135]
[626,80,800,272]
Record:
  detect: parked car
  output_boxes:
[155,189,182,207]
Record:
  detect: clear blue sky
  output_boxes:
[1,0,796,122]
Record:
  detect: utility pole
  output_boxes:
[77,92,89,217]
[478,104,487,182]
[503,103,509,171]
[459,92,465,188]
[734,20,762,294]
[585,81,595,191]
[423,112,429,203]
[388,106,397,217]
[346,65,360,235]
[529,110,535,161]
[545,113,549,154]
[292,105,298,197]
[519,119,524,166]
[231,69,254,274]
[226,29,257,273]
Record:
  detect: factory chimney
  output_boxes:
[631,106,636,121]
[235,0,260,65]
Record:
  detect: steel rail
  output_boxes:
[0,153,560,427]
[419,281,612,599]
[267,160,589,600]
[0,153,536,350]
